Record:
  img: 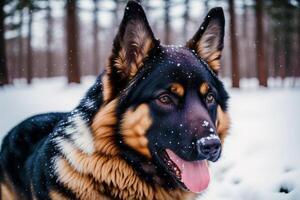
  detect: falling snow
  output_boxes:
[202,120,209,127]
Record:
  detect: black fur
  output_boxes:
[0,75,105,199]
[0,113,67,199]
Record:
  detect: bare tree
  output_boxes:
[242,0,251,78]
[204,0,209,12]
[66,0,80,83]
[272,25,280,78]
[290,1,300,86]
[279,47,286,82]
[93,0,100,75]
[112,0,120,27]
[17,9,24,78]
[282,3,294,80]
[0,0,8,86]
[46,0,53,77]
[228,0,240,88]
[183,0,190,41]
[298,1,300,79]
[164,0,171,44]
[290,1,300,85]
[26,7,33,84]
[242,0,247,38]
[255,0,268,87]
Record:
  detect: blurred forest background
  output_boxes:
[0,0,299,88]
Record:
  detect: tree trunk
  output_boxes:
[296,4,300,77]
[242,0,251,78]
[26,8,33,84]
[228,0,240,88]
[279,47,286,83]
[113,0,120,27]
[66,0,80,83]
[183,0,190,41]
[255,0,268,87]
[204,0,209,12]
[284,32,291,78]
[93,0,100,75]
[266,19,274,78]
[46,1,53,77]
[292,3,300,86]
[0,0,8,86]
[273,30,280,78]
[164,0,171,45]
[242,0,248,38]
[144,0,150,12]
[17,9,24,78]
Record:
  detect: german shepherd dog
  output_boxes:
[0,1,230,199]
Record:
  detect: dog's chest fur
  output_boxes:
[50,99,195,200]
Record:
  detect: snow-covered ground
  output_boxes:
[0,77,300,200]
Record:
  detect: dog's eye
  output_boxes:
[206,93,215,104]
[158,94,173,105]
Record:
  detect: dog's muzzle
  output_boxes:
[197,134,221,162]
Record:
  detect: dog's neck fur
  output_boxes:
[51,75,195,200]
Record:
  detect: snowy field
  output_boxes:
[0,77,300,200]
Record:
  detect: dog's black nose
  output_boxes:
[197,136,221,162]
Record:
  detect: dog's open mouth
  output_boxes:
[161,149,210,193]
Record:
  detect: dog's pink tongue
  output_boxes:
[166,149,210,193]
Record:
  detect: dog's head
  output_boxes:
[98,1,229,193]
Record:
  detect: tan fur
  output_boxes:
[49,190,69,200]
[196,22,222,73]
[199,82,209,96]
[186,21,222,73]
[105,25,155,102]
[121,104,152,158]
[197,43,221,73]
[0,172,18,200]
[129,37,153,78]
[216,106,230,143]
[112,22,154,81]
[127,22,154,78]
[54,157,109,200]
[91,99,119,156]
[170,83,185,97]
[53,99,195,200]
[205,51,221,72]
[31,183,37,200]
[102,74,113,102]
[55,143,194,200]
[1,183,15,200]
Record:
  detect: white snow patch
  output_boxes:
[202,120,209,127]
[66,114,95,154]
[197,134,219,146]
[55,138,86,173]
[0,76,94,141]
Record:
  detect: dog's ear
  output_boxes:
[105,0,158,100]
[186,7,225,74]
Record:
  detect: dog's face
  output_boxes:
[102,1,229,194]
